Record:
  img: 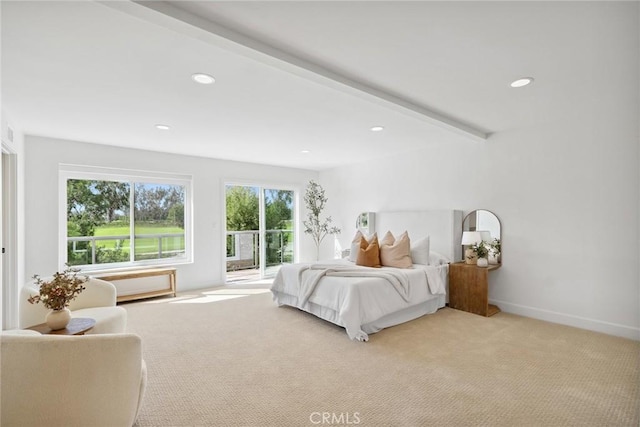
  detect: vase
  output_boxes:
[488,253,499,265]
[477,257,489,268]
[46,308,71,330]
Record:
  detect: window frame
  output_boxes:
[59,164,193,271]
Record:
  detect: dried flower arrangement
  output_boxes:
[28,266,88,311]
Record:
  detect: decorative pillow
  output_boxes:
[410,236,430,265]
[356,233,381,268]
[349,230,364,262]
[380,231,413,268]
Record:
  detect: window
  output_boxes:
[61,166,191,270]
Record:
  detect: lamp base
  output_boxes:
[465,248,477,265]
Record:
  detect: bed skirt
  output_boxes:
[271,290,446,338]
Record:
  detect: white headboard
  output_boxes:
[374,210,463,263]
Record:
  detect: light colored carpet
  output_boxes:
[123,287,640,427]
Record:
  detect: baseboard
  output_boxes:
[490,299,640,341]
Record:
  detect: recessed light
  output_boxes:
[155,124,171,130]
[301,150,310,154]
[370,126,384,132]
[510,77,534,88]
[191,73,215,85]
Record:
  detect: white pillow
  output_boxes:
[349,230,364,262]
[428,251,450,266]
[410,236,430,265]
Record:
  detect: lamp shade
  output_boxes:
[461,231,482,245]
[479,230,492,243]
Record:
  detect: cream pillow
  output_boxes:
[380,231,413,268]
[410,236,430,265]
[356,233,381,268]
[349,230,364,262]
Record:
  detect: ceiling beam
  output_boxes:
[99,0,488,142]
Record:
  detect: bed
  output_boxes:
[270,210,463,341]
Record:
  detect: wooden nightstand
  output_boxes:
[448,262,501,316]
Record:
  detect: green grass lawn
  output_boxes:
[92,223,185,256]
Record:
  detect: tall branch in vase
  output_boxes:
[303,180,341,261]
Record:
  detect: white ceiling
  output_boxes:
[0,1,626,170]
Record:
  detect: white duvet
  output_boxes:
[270,259,448,341]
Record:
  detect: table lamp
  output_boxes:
[461,231,482,265]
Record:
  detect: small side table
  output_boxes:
[448,262,502,317]
[27,317,96,335]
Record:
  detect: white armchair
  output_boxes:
[20,277,127,334]
[1,332,147,427]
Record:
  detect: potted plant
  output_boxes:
[302,180,341,260]
[472,241,490,267]
[28,266,88,330]
[489,238,501,264]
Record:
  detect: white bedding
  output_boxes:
[270,259,448,341]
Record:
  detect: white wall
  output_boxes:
[24,136,318,291]
[320,12,639,340]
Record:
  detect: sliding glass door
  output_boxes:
[263,188,294,276]
[225,184,294,283]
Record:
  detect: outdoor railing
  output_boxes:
[226,229,293,269]
[68,229,289,267]
[68,233,184,265]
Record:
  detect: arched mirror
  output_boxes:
[356,212,375,236]
[462,210,501,264]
